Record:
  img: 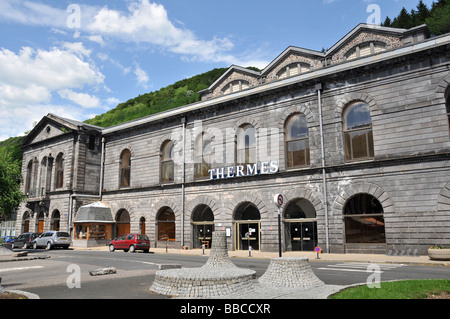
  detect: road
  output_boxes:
[1,249,449,299]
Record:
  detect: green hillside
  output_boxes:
[85,67,228,128]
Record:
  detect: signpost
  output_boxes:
[274,194,283,258]
[315,246,321,259]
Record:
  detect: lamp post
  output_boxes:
[274,194,283,257]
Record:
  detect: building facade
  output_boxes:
[16,24,450,254]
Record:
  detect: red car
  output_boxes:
[109,233,150,253]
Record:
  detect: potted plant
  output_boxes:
[428,244,450,261]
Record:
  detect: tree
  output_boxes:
[0,147,25,221]
[426,0,450,35]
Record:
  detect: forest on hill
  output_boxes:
[84,67,228,128]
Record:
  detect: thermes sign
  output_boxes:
[208,161,279,180]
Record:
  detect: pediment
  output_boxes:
[22,113,102,147]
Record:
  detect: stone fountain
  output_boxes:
[150,230,256,298]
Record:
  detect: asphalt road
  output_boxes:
[1,249,449,300]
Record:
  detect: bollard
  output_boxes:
[249,245,252,257]
[202,244,205,255]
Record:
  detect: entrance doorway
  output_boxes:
[234,202,261,251]
[116,209,130,237]
[37,212,45,233]
[192,204,214,249]
[284,198,317,251]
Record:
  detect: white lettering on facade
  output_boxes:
[208,161,279,180]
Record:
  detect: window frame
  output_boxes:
[119,149,131,188]
[194,132,212,180]
[160,140,174,184]
[343,101,374,162]
[445,86,450,131]
[285,113,310,169]
[236,124,256,167]
[55,153,64,189]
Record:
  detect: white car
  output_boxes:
[33,231,71,250]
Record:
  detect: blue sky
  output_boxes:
[0,0,435,141]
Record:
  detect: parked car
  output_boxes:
[2,236,16,244]
[109,233,150,253]
[12,233,41,249]
[32,231,71,250]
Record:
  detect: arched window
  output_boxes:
[345,41,387,60]
[55,153,64,189]
[222,80,250,95]
[120,149,131,188]
[195,133,212,179]
[236,124,256,166]
[277,62,311,79]
[140,217,146,235]
[157,207,175,241]
[161,140,174,183]
[51,210,60,231]
[445,86,450,129]
[285,113,310,168]
[343,193,385,244]
[343,102,374,161]
[25,160,33,195]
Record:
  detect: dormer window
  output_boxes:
[345,41,387,61]
[277,63,311,79]
[222,80,250,95]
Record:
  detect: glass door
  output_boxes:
[235,222,260,251]
[285,220,317,251]
[193,223,214,249]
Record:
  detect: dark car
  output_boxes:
[12,232,41,249]
[32,231,71,250]
[109,233,150,253]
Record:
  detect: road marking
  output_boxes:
[317,263,405,274]
[141,262,158,265]
[0,266,44,273]
[317,267,383,273]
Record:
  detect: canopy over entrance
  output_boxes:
[75,202,114,223]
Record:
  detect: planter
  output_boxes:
[428,248,450,261]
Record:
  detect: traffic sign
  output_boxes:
[274,194,283,206]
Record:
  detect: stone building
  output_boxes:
[16,24,450,254]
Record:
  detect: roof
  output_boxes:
[74,202,114,224]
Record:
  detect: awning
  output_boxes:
[74,202,114,223]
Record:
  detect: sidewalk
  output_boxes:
[74,245,450,267]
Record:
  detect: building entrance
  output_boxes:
[192,204,214,249]
[234,202,261,251]
[284,198,317,251]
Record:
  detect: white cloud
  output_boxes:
[58,89,100,108]
[0,45,105,140]
[134,64,150,89]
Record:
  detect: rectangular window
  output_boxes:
[344,128,373,161]
[161,161,174,183]
[286,139,310,168]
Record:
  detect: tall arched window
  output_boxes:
[236,124,256,166]
[25,160,33,195]
[343,102,374,161]
[195,133,212,179]
[445,86,450,129]
[55,153,64,189]
[120,149,131,188]
[161,140,174,183]
[343,193,385,244]
[285,113,310,168]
